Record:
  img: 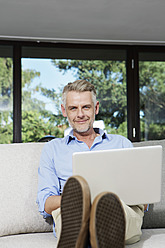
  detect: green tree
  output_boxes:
[0,58,14,143]
[1,57,165,143]
[51,59,127,136]
[139,61,165,140]
[50,59,165,140]
[22,69,65,142]
[22,111,64,142]
[0,57,63,143]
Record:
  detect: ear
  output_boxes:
[95,101,99,115]
[61,104,67,117]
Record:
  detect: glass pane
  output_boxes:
[0,46,13,144]
[22,47,127,142]
[21,58,74,142]
[139,53,165,140]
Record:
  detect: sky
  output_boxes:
[22,58,76,113]
[22,58,75,91]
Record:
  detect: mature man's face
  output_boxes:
[61,91,99,134]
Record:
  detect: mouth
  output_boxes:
[75,119,89,124]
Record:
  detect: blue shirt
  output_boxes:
[37,129,133,218]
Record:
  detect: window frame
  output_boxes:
[1,40,165,143]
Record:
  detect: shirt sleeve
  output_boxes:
[121,135,133,148]
[36,142,60,218]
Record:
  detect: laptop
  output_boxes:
[72,146,162,205]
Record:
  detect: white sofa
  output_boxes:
[0,139,165,248]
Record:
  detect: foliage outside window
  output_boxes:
[21,59,127,143]
[139,61,165,140]
[0,57,13,143]
[1,46,165,144]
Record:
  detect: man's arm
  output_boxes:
[37,142,61,218]
[45,195,61,215]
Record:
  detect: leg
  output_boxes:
[121,200,144,245]
[52,207,61,240]
[52,181,144,247]
[89,193,144,248]
[90,192,125,248]
[55,176,91,248]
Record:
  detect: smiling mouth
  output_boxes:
[75,119,89,124]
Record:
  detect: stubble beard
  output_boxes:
[67,116,95,134]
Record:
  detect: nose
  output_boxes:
[77,108,84,118]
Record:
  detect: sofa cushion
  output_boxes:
[126,229,165,248]
[133,139,165,228]
[0,143,52,237]
[0,228,165,248]
[0,232,56,248]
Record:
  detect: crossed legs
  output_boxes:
[52,176,144,248]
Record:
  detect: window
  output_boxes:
[21,46,127,141]
[0,45,13,144]
[139,52,165,140]
[0,42,165,143]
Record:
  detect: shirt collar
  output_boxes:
[66,129,76,144]
[66,128,109,144]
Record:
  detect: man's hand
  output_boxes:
[45,195,61,215]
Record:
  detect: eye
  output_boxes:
[83,105,90,110]
[69,106,76,111]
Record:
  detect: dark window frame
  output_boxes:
[1,40,165,143]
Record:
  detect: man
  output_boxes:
[37,80,145,248]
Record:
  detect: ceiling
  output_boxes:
[0,0,165,45]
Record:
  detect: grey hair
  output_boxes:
[62,80,97,107]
